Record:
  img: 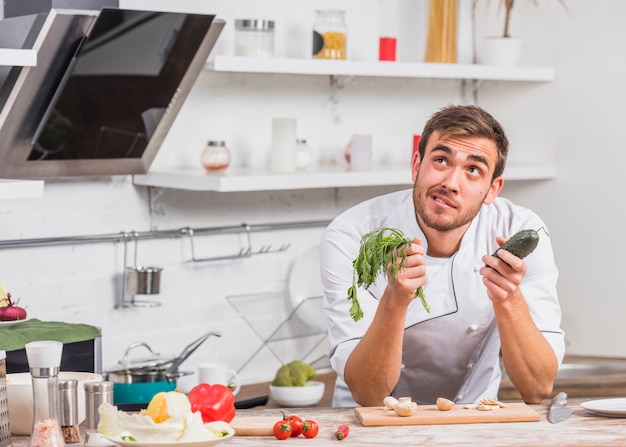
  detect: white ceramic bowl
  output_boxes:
[6,371,103,435]
[269,380,325,407]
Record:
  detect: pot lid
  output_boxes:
[106,341,177,374]
[105,331,222,374]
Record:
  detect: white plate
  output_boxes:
[0,317,30,329]
[105,433,234,447]
[288,244,322,308]
[580,398,626,417]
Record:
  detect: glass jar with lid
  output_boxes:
[295,139,313,170]
[201,141,231,171]
[312,10,347,60]
[235,19,275,57]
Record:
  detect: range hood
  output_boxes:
[0,8,224,179]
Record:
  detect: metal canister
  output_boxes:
[0,350,10,447]
[84,381,113,431]
[59,379,80,443]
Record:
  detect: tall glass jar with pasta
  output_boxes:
[424,0,457,63]
[312,10,347,60]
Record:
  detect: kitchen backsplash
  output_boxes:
[0,176,404,388]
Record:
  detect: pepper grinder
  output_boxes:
[59,380,80,443]
[84,381,114,447]
[25,340,65,447]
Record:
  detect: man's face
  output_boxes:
[412,131,503,233]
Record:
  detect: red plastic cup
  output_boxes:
[379,37,396,61]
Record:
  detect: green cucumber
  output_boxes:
[492,227,547,261]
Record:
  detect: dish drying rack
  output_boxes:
[227,291,329,373]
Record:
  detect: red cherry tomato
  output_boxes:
[285,414,304,437]
[302,418,319,438]
[273,420,292,440]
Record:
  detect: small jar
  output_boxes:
[59,379,80,443]
[295,139,313,170]
[201,141,231,171]
[235,19,275,57]
[312,10,347,60]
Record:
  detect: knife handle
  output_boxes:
[552,391,568,406]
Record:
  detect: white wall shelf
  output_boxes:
[133,164,556,192]
[207,56,556,82]
[0,179,44,199]
[0,48,37,66]
[142,57,556,193]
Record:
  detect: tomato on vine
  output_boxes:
[302,418,319,438]
[273,420,292,440]
[284,414,304,437]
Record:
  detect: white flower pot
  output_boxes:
[478,37,522,66]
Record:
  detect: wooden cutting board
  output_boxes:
[355,402,540,426]
[230,415,276,436]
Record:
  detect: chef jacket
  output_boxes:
[320,189,565,407]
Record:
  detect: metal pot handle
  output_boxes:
[166,370,194,382]
[165,331,222,374]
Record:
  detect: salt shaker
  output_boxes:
[84,381,114,447]
[59,380,80,443]
[25,340,65,447]
[0,350,11,447]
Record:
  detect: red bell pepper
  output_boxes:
[187,383,236,423]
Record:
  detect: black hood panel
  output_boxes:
[0,8,223,179]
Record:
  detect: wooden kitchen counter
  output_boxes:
[9,399,626,446]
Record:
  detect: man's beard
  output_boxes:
[413,182,485,232]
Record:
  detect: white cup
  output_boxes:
[270,117,297,173]
[198,363,241,395]
[349,134,373,171]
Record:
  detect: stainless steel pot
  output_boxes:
[105,331,221,404]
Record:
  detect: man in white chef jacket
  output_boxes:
[320,104,565,408]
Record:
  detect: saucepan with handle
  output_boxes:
[105,331,221,406]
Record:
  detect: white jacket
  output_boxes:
[320,189,565,407]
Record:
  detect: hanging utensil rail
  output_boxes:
[0,220,331,252]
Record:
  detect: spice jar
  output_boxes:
[59,380,80,444]
[295,139,313,170]
[84,381,114,447]
[26,340,65,447]
[312,10,347,60]
[201,140,231,171]
[234,19,275,57]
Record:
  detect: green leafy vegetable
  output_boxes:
[347,227,429,322]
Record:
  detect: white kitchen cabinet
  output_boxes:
[133,57,557,192]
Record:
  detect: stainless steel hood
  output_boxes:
[0,8,224,179]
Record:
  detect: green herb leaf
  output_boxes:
[347,227,429,321]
